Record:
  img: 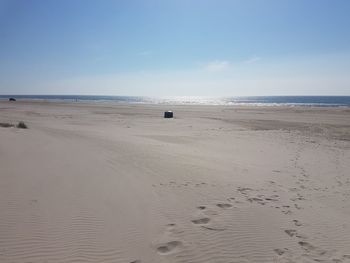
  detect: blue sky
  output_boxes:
[0,0,350,96]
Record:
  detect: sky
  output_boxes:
[0,0,350,96]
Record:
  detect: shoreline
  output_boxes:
[2,98,350,108]
[1,95,350,108]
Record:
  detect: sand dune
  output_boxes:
[0,101,350,263]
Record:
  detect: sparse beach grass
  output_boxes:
[0,122,14,128]
[0,121,28,129]
[16,121,28,129]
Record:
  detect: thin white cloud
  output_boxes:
[244,56,261,64]
[203,60,231,72]
[4,53,350,96]
[42,69,350,97]
[138,50,152,56]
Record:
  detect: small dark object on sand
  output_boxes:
[164,111,173,118]
[9,98,16,101]
[17,121,28,129]
[0,122,14,128]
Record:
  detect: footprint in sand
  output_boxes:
[298,241,316,251]
[165,223,185,235]
[166,223,176,231]
[298,241,330,260]
[216,203,233,209]
[274,248,289,256]
[293,219,302,226]
[197,205,206,210]
[264,196,279,201]
[294,203,302,210]
[191,218,210,225]
[247,197,266,205]
[282,209,292,215]
[237,187,253,195]
[130,260,141,263]
[284,229,297,237]
[201,225,226,231]
[157,241,183,255]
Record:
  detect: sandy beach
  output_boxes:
[0,101,349,263]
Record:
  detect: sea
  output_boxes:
[1,95,350,107]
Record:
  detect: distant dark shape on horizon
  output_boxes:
[9,98,16,101]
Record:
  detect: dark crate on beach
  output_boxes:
[164,111,173,118]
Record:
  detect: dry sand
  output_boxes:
[0,101,350,263]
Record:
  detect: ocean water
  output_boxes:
[1,95,350,107]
